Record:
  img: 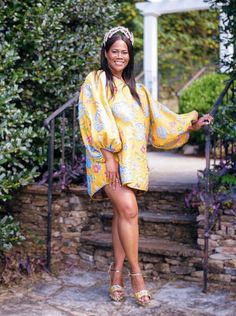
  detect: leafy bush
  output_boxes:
[0,216,25,252]
[212,93,236,142]
[0,0,118,203]
[179,73,228,114]
[179,73,228,150]
[159,10,219,96]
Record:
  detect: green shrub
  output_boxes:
[0,216,25,252]
[179,73,228,114]
[179,73,228,150]
[0,0,118,203]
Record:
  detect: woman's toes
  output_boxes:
[141,294,150,303]
[114,290,124,300]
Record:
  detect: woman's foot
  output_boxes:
[108,263,125,302]
[129,271,151,306]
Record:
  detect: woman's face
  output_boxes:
[105,39,130,78]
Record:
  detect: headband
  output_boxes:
[103,26,134,46]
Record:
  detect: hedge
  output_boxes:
[0,0,118,203]
[179,73,228,115]
[179,73,228,150]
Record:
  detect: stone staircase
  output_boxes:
[79,186,203,280]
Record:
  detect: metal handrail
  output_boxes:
[44,92,80,128]
[177,64,217,97]
[43,92,80,271]
[177,67,207,96]
[209,76,235,116]
[202,74,236,292]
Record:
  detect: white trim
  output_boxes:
[136,0,211,16]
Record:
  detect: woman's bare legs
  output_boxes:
[109,206,126,300]
[112,206,126,270]
[104,185,150,303]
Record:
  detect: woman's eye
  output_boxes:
[112,51,128,55]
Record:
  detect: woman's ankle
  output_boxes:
[112,260,124,271]
[129,264,141,274]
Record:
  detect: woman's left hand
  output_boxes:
[190,114,214,131]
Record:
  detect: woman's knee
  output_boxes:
[117,201,138,220]
[105,185,138,219]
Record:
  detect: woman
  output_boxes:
[79,26,213,306]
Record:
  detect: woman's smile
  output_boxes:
[105,39,130,78]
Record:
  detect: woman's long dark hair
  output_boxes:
[100,33,141,106]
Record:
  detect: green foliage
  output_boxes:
[114,0,143,57]
[206,0,236,75]
[0,0,118,202]
[179,73,228,114]
[213,102,236,141]
[179,73,228,149]
[0,216,25,252]
[187,1,236,219]
[0,102,46,201]
[108,3,219,95]
[158,10,219,96]
[221,174,236,186]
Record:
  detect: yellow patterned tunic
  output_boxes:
[78,70,198,198]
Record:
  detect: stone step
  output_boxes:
[100,211,198,243]
[136,187,196,213]
[81,231,201,258]
[91,193,195,214]
[84,188,197,234]
[79,232,202,279]
[101,211,197,224]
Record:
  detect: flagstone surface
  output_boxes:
[0,268,236,316]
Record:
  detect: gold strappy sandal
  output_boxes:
[129,271,151,307]
[108,263,125,302]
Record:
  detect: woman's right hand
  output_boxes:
[101,149,121,189]
[105,158,121,189]
[189,114,214,131]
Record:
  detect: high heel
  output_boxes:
[129,271,151,307]
[108,262,125,302]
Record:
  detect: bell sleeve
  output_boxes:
[78,71,122,162]
[140,85,198,150]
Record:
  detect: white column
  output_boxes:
[143,13,159,100]
[219,12,234,73]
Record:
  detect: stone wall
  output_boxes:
[5,183,236,289]
[197,208,236,287]
[7,185,90,270]
[7,184,195,272]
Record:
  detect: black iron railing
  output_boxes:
[202,75,236,292]
[43,92,80,271]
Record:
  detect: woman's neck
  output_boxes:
[108,67,123,79]
[112,73,123,80]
